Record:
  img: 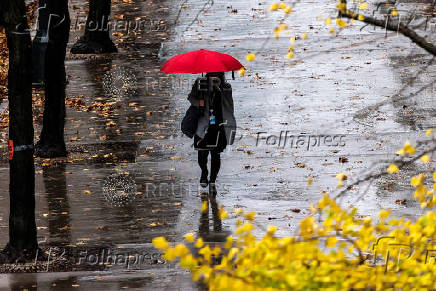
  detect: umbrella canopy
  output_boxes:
[160,49,244,74]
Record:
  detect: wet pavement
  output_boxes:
[0,0,435,290]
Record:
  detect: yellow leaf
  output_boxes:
[279,24,288,31]
[325,17,331,25]
[387,164,399,174]
[152,236,169,250]
[411,174,425,187]
[184,233,195,243]
[403,141,416,155]
[307,178,313,185]
[391,9,398,16]
[378,209,391,219]
[224,236,233,248]
[329,27,336,34]
[267,225,278,234]
[326,236,337,248]
[358,14,365,21]
[269,3,278,11]
[163,248,176,261]
[219,206,228,219]
[336,18,348,28]
[195,238,204,248]
[180,254,197,271]
[238,67,245,76]
[283,6,292,14]
[289,37,296,43]
[174,244,189,257]
[302,33,308,40]
[286,52,294,59]
[336,172,347,181]
[421,155,431,163]
[246,53,256,61]
[426,129,433,136]
[279,3,286,9]
[244,212,255,221]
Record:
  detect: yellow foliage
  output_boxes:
[421,155,431,163]
[184,233,195,242]
[244,212,256,221]
[269,3,278,11]
[387,164,399,174]
[152,236,169,250]
[152,106,436,290]
[283,6,292,14]
[336,18,348,28]
[246,53,256,61]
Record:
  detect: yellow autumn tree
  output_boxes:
[154,134,436,289]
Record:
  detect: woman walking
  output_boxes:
[187,72,236,191]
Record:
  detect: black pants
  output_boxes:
[198,150,220,183]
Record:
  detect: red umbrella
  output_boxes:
[160,49,244,74]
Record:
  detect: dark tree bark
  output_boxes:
[34,0,70,158]
[71,0,117,54]
[0,0,38,262]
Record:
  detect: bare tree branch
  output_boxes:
[339,1,436,55]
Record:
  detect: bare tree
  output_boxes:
[0,0,38,262]
[34,0,71,157]
[71,0,117,54]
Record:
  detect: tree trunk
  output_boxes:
[0,0,38,262]
[70,0,117,54]
[34,0,70,158]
